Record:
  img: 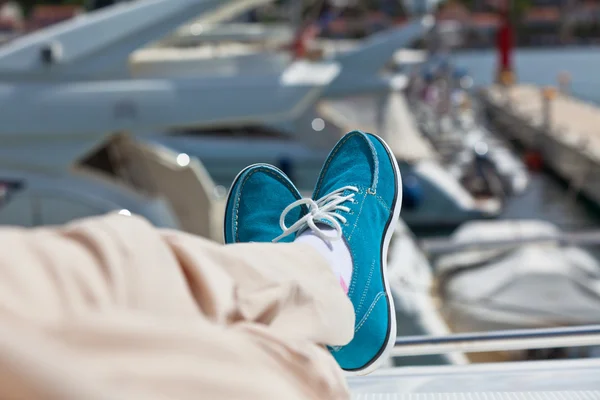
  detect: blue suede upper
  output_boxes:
[312,131,400,372]
[224,164,304,244]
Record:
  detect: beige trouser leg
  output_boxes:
[0,214,355,400]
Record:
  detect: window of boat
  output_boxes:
[382,49,427,76]
[0,183,34,227]
[169,125,293,139]
[77,133,149,193]
[79,138,120,178]
[36,195,107,226]
[0,179,25,209]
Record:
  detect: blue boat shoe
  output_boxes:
[276,130,402,375]
[224,164,305,244]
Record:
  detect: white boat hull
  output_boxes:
[437,220,600,335]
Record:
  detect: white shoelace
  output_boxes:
[272,186,359,243]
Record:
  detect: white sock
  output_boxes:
[295,226,353,293]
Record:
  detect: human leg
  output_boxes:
[0,213,353,400]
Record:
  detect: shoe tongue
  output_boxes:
[314,221,336,230]
[314,175,346,200]
[298,221,339,240]
[318,186,355,203]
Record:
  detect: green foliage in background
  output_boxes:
[455,0,532,19]
[15,0,407,19]
[15,0,85,16]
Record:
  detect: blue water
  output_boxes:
[451,47,600,232]
[453,47,600,104]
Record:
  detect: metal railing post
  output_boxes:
[392,325,600,358]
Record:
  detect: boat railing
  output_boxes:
[392,325,600,358]
[419,230,600,255]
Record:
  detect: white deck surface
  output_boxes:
[348,358,600,397]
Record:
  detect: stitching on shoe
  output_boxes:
[329,292,386,353]
[235,167,297,241]
[329,287,384,354]
[313,133,356,196]
[347,194,387,304]
[314,131,379,197]
[347,190,366,241]
[354,259,375,317]
[234,167,299,242]
[355,292,386,333]
[347,250,358,298]
[375,195,391,212]
[364,135,379,191]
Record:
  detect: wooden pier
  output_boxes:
[480,84,600,207]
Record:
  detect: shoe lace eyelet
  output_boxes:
[274,185,358,243]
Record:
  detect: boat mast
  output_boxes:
[496,0,515,84]
[289,0,304,29]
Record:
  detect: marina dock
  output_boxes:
[480,84,600,207]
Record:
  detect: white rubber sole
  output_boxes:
[345,134,403,377]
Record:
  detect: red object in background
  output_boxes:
[495,0,515,83]
[497,12,513,72]
[291,34,307,59]
[26,5,82,32]
[291,24,320,59]
[524,151,544,171]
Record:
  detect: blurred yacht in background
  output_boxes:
[434,219,600,360]
[0,0,499,231]
[142,16,502,228]
[0,0,338,240]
